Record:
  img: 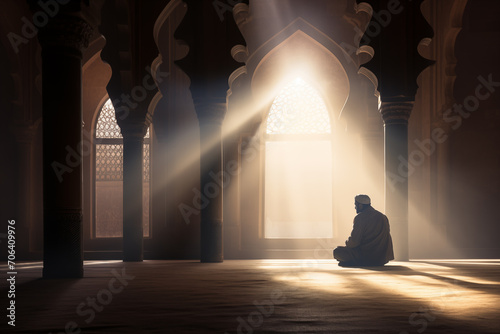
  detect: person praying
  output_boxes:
[333,194,394,267]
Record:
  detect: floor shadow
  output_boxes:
[357,265,412,271]
[348,262,500,296]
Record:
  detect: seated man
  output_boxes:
[333,194,394,267]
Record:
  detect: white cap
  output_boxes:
[355,194,371,205]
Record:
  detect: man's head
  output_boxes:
[354,194,371,213]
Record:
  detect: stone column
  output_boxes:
[380,101,413,261]
[194,99,226,263]
[120,122,147,261]
[38,15,93,278]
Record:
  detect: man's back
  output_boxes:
[347,206,394,264]
[334,200,394,266]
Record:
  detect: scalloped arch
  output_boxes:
[251,27,352,123]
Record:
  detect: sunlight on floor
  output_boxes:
[261,259,500,324]
[0,260,123,270]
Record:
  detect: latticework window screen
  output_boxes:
[266,78,331,135]
[95,99,150,182]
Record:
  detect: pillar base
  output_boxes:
[43,210,84,279]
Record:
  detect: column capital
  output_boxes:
[380,101,414,126]
[193,98,227,127]
[119,121,149,139]
[38,14,94,56]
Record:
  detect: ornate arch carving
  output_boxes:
[251,29,351,123]
[419,0,468,112]
[228,1,374,129]
[150,0,189,139]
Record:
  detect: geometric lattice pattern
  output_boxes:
[96,144,123,181]
[143,143,150,182]
[96,99,123,139]
[96,99,150,139]
[266,77,331,135]
[95,98,151,182]
[95,143,150,182]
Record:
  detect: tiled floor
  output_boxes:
[1,259,499,333]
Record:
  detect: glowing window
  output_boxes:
[95,99,151,238]
[265,78,333,239]
[266,78,331,135]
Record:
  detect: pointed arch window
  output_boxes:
[264,78,333,239]
[94,99,151,238]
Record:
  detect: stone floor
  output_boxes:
[1,259,499,333]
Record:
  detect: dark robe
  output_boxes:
[333,206,394,266]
